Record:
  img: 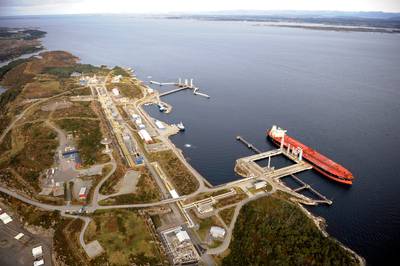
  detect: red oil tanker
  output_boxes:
[267,125,354,185]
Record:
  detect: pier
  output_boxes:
[236,136,262,154]
[235,144,332,205]
[284,174,332,205]
[153,78,210,98]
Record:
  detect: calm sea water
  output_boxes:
[1,15,400,264]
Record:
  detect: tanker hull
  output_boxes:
[267,126,354,185]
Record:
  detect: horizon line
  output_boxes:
[1,9,400,18]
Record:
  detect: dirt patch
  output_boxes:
[41,100,72,111]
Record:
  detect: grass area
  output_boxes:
[214,188,247,209]
[53,218,91,266]
[107,76,143,99]
[85,209,162,265]
[55,118,102,166]
[0,122,58,191]
[42,64,108,78]
[0,191,60,229]
[112,66,130,77]
[22,78,62,99]
[99,164,125,195]
[69,86,92,96]
[149,150,199,195]
[52,101,97,119]
[0,58,30,79]
[99,167,161,205]
[222,196,359,266]
[219,207,235,226]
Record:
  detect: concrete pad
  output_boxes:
[115,170,140,195]
[85,240,104,258]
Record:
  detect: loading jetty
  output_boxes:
[235,135,332,205]
[151,78,210,98]
[236,136,262,154]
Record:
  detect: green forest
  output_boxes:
[222,196,358,266]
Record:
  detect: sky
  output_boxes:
[1,0,400,16]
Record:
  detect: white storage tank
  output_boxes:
[112,88,120,96]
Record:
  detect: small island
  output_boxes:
[0,27,47,62]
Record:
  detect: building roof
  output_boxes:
[138,129,152,142]
[32,246,43,257]
[176,230,190,243]
[79,187,87,195]
[210,226,226,237]
[33,259,44,266]
[0,212,13,224]
[14,233,24,240]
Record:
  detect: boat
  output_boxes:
[177,122,185,131]
[267,125,354,185]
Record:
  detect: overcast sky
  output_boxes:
[1,0,400,16]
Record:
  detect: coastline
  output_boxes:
[138,71,365,264]
[0,50,366,264]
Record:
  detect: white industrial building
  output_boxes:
[0,212,12,224]
[210,226,226,239]
[138,129,152,143]
[253,180,267,190]
[32,246,43,258]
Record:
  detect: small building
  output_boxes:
[135,156,144,165]
[147,88,154,94]
[0,213,12,224]
[70,72,81,77]
[155,120,165,130]
[14,233,24,240]
[138,124,146,129]
[112,88,120,96]
[253,180,267,190]
[131,113,140,120]
[32,246,43,258]
[33,259,45,266]
[210,226,226,239]
[138,129,152,143]
[79,187,87,200]
[111,75,122,83]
